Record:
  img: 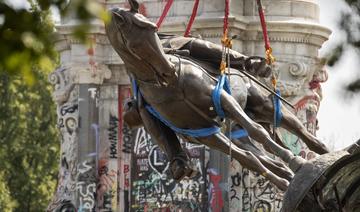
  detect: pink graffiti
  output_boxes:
[139,3,147,17]
[209,171,223,212]
[123,2,147,17]
[294,95,320,112]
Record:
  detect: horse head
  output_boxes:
[105,0,177,85]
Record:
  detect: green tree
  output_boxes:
[327,0,360,93]
[0,68,59,211]
[0,171,17,211]
[0,2,62,210]
[0,0,108,210]
[0,0,109,84]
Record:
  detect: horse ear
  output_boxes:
[128,0,139,13]
[113,11,125,25]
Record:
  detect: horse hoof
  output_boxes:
[289,156,307,173]
[277,178,290,192]
[170,157,198,182]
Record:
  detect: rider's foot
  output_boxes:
[170,157,198,182]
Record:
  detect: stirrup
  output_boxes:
[170,156,198,182]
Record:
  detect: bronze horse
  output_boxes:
[105,1,329,191]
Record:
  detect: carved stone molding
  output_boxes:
[49,64,111,105]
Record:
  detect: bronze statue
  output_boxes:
[105,1,330,191]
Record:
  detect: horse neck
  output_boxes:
[123,56,158,83]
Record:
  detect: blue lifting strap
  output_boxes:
[145,105,220,137]
[131,78,221,137]
[131,78,138,99]
[212,74,231,118]
[273,89,282,127]
[227,129,248,139]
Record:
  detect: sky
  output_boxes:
[317,0,360,150]
[7,0,360,150]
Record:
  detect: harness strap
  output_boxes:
[156,0,174,28]
[212,74,231,118]
[184,0,200,37]
[131,78,138,99]
[227,129,248,139]
[131,78,221,137]
[273,89,282,127]
[145,105,220,137]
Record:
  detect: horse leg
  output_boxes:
[245,85,329,155]
[220,91,306,171]
[232,135,294,181]
[138,98,196,181]
[261,123,290,151]
[278,106,330,154]
[194,133,289,191]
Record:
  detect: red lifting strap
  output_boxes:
[157,0,174,28]
[184,0,200,37]
[256,0,270,50]
[223,0,229,34]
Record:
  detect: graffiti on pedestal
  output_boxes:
[208,169,223,212]
[97,113,119,211]
[131,127,207,211]
[229,160,283,212]
[96,86,133,212]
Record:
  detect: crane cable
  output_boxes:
[256,0,282,140]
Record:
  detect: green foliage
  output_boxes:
[0,0,110,84]
[0,171,17,211]
[0,0,112,210]
[326,0,360,93]
[0,69,59,211]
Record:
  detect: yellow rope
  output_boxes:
[221,29,232,49]
[220,29,232,74]
[265,47,276,65]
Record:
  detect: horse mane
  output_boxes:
[132,13,157,29]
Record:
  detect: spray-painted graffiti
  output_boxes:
[122,124,133,154]
[131,127,207,211]
[77,160,97,211]
[108,115,118,159]
[97,110,119,211]
[118,87,133,212]
[229,159,283,212]
[208,169,224,212]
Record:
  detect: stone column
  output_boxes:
[47,9,130,210]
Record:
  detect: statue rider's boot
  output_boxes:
[170,152,198,182]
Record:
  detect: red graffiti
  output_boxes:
[87,47,94,56]
[123,2,147,17]
[309,80,320,90]
[294,95,319,112]
[124,178,130,188]
[124,164,130,173]
[139,3,147,17]
[87,37,97,72]
[209,172,223,212]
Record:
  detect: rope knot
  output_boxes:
[221,30,232,48]
[265,47,276,65]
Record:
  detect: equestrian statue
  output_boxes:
[105,1,360,211]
